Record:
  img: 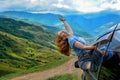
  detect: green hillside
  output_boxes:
[0,18,65,77]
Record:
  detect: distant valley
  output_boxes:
[0,11,120,38]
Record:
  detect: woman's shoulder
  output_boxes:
[69,34,80,38]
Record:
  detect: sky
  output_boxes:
[0,0,120,14]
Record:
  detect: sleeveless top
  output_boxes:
[68,34,87,55]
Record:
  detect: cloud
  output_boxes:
[0,0,120,14]
[100,0,120,10]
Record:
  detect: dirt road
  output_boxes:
[11,57,83,80]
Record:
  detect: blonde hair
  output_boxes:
[56,31,71,56]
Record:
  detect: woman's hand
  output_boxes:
[59,16,73,34]
[59,16,65,22]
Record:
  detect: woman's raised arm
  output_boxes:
[59,16,73,34]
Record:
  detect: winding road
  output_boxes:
[11,57,83,80]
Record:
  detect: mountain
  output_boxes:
[0,11,92,38]
[65,13,120,35]
[0,11,60,26]
[0,11,120,37]
[0,17,65,77]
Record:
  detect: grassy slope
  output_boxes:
[48,74,78,80]
[0,18,66,77]
[0,57,70,80]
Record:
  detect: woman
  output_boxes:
[56,16,96,71]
